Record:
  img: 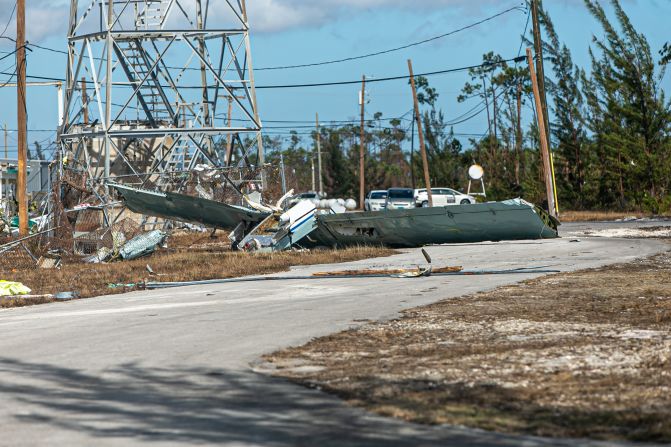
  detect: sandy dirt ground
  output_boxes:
[264,247,671,442]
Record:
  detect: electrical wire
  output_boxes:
[25,5,523,73]
[0,55,525,90]
[0,1,17,40]
[517,6,532,57]
[254,5,525,71]
[255,57,524,89]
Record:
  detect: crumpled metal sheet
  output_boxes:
[119,230,166,260]
[112,184,269,231]
[309,198,559,248]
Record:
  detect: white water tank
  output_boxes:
[345,199,357,210]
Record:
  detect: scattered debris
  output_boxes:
[0,293,54,301]
[113,182,559,251]
[54,291,79,300]
[107,283,141,289]
[83,247,113,264]
[119,230,167,261]
[37,256,61,269]
[112,183,269,231]
[0,281,31,296]
[0,227,60,255]
[312,266,462,277]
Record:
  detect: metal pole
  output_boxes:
[104,0,113,182]
[279,152,287,195]
[407,59,433,207]
[316,112,323,195]
[3,124,7,159]
[310,154,315,192]
[16,0,28,235]
[225,97,233,165]
[359,75,366,210]
[527,47,557,218]
[81,78,89,124]
[410,114,416,190]
[57,83,64,128]
[240,0,264,185]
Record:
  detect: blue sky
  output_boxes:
[0,0,669,158]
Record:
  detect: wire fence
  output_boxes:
[0,161,294,272]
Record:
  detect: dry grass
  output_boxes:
[0,243,395,309]
[560,210,671,222]
[264,252,671,442]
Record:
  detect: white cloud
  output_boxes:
[0,0,68,43]
[246,0,508,33]
[0,0,521,43]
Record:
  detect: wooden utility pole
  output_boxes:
[359,76,366,210]
[315,112,323,195]
[531,0,558,214]
[531,0,550,146]
[515,82,523,186]
[527,47,556,218]
[16,0,28,236]
[407,59,433,207]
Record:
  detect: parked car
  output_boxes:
[414,188,475,207]
[364,190,387,211]
[385,188,415,210]
[288,191,321,207]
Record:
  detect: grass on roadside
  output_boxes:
[1,244,395,309]
[560,210,670,222]
[264,251,671,442]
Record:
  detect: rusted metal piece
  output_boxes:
[312,266,462,277]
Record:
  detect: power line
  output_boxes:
[254,5,525,71]
[0,55,525,90]
[25,5,524,74]
[0,1,17,40]
[517,6,532,57]
[255,57,525,89]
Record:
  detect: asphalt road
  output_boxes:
[1,222,670,447]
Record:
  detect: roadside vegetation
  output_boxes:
[256,0,671,215]
[264,250,671,442]
[560,210,671,222]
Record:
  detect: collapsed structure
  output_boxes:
[113,183,559,251]
[1,0,560,269]
[58,0,265,203]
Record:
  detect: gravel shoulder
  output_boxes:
[263,246,671,443]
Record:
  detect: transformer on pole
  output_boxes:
[57,0,264,193]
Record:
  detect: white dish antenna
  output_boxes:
[468,164,484,180]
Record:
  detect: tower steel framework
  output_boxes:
[57,0,264,191]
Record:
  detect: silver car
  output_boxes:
[385,188,415,210]
[364,190,387,211]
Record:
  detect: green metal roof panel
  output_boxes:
[112,184,269,230]
[312,199,558,248]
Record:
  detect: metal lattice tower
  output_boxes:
[57,0,264,190]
